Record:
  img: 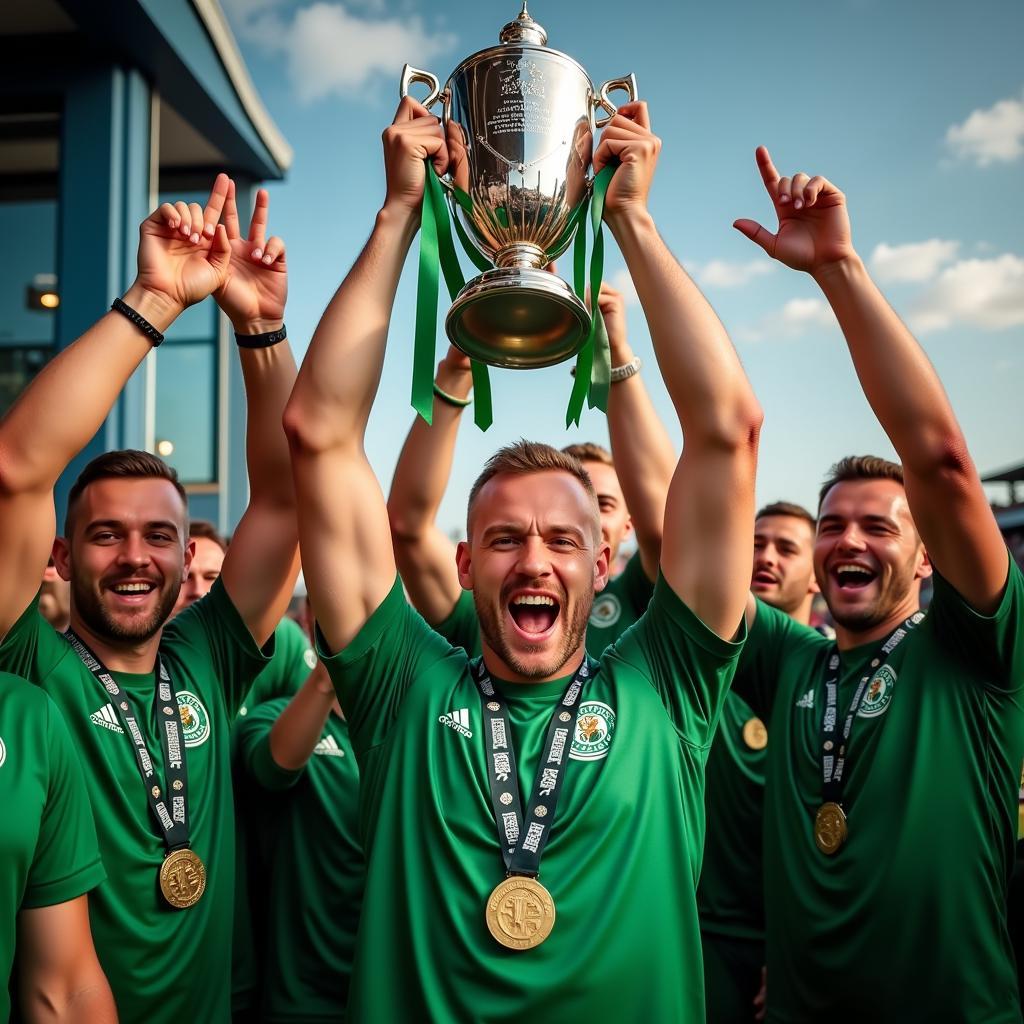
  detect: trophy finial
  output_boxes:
[499,1,548,46]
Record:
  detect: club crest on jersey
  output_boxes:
[303,648,317,671]
[0,734,6,768]
[176,691,211,747]
[570,701,615,761]
[857,665,896,719]
[589,593,622,629]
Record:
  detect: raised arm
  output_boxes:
[386,345,471,625]
[596,104,762,639]
[212,184,299,645]
[0,179,231,640]
[736,147,1007,613]
[284,99,447,653]
[600,281,676,581]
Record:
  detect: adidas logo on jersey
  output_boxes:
[90,704,125,734]
[313,735,345,758]
[795,690,815,709]
[438,707,473,738]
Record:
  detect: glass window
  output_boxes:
[155,341,217,484]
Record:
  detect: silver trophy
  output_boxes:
[401,2,636,368]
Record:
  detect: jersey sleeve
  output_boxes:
[234,696,304,792]
[0,598,73,685]
[927,554,1024,693]
[432,588,480,654]
[22,695,106,908]
[242,618,315,713]
[608,574,746,749]
[729,598,826,720]
[164,578,273,716]
[317,576,457,757]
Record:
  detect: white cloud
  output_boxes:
[694,259,777,288]
[945,91,1024,167]
[229,1,455,103]
[608,268,640,306]
[870,239,960,283]
[909,253,1024,333]
[737,297,838,343]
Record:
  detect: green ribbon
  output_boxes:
[413,163,493,430]
[565,165,615,426]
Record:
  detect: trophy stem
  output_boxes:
[494,243,547,270]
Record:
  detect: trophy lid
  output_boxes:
[499,1,548,46]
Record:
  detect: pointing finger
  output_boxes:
[755,146,781,195]
[202,173,230,237]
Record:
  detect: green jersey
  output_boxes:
[698,690,767,941]
[236,697,364,1022]
[321,574,744,1023]
[1,674,105,1022]
[433,551,655,660]
[586,550,654,655]
[0,580,270,1024]
[734,561,1024,1023]
[232,617,316,1014]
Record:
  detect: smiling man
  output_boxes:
[729,149,1024,1021]
[0,179,299,1022]
[285,98,761,1021]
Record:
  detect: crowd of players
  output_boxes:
[3,97,1022,1024]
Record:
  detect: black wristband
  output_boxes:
[235,324,287,349]
[111,297,164,346]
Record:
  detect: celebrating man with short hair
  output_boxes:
[286,97,761,1022]
[729,148,1024,1022]
[0,177,299,1022]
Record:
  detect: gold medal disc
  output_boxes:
[159,848,206,909]
[813,802,848,855]
[485,876,555,950]
[742,717,768,750]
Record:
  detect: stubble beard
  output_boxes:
[71,570,182,644]
[474,589,592,680]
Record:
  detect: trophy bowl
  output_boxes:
[401,3,635,369]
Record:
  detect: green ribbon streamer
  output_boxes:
[413,163,493,430]
[565,165,615,426]
[412,163,442,425]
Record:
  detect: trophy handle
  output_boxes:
[400,64,443,109]
[594,74,638,128]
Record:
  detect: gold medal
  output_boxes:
[159,848,206,909]
[742,717,768,750]
[814,802,848,855]
[485,876,555,950]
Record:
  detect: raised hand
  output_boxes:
[596,282,629,359]
[214,181,287,334]
[382,97,447,215]
[133,175,232,318]
[593,101,661,224]
[734,147,854,274]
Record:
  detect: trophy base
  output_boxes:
[446,268,591,369]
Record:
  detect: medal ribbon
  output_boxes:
[471,656,596,878]
[819,611,924,806]
[64,630,192,853]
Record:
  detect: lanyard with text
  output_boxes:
[814,610,925,855]
[471,655,596,950]
[64,629,207,908]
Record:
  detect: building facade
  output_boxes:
[0,0,290,532]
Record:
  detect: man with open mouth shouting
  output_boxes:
[285,96,762,1023]
[729,148,1024,1022]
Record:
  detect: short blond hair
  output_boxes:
[467,440,599,539]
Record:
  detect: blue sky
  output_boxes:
[222,0,1024,537]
